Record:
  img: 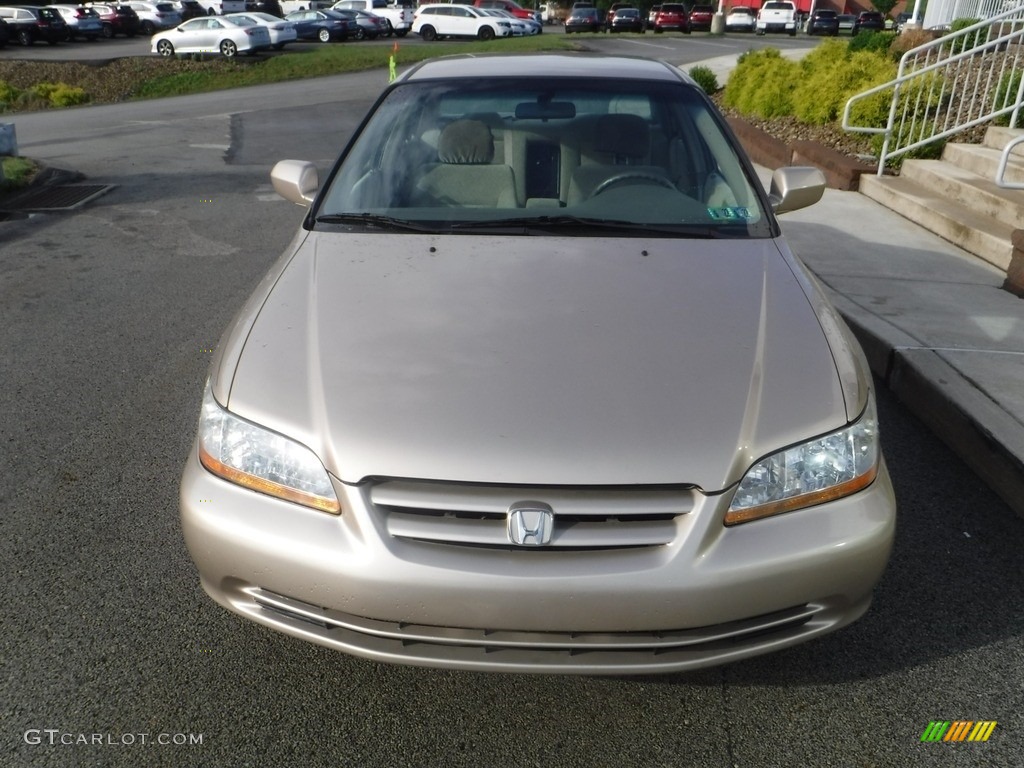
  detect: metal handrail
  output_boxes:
[842,5,1024,177]
[996,134,1024,186]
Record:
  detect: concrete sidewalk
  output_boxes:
[686,51,1024,518]
[773,172,1024,519]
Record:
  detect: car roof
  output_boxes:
[402,54,688,85]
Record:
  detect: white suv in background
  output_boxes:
[127,0,181,32]
[413,3,511,40]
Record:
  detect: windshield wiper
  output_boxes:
[447,215,726,237]
[315,213,730,238]
[314,213,437,232]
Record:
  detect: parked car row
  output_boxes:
[149,3,398,54]
[0,6,70,44]
[0,0,407,49]
[803,9,885,36]
[563,2,749,35]
[0,1,208,44]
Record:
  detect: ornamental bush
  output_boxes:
[0,80,17,104]
[994,70,1023,128]
[722,48,800,118]
[29,82,90,108]
[848,30,897,56]
[791,42,897,126]
[688,65,719,95]
[46,84,90,108]
[947,17,983,54]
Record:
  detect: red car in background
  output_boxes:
[688,3,714,31]
[88,3,141,37]
[474,0,539,23]
[651,2,689,32]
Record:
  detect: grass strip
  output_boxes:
[135,36,578,99]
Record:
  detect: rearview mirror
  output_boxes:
[514,101,576,120]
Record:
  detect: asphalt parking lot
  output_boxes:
[2,39,1022,768]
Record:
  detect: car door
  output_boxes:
[189,17,220,51]
[448,4,478,36]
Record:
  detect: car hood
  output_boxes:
[225,233,847,491]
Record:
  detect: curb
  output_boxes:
[1005,229,1024,296]
[828,280,1024,521]
[727,116,877,191]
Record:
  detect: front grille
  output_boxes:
[247,586,824,673]
[368,480,696,550]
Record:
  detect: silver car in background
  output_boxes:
[127,0,181,34]
[225,11,298,48]
[180,53,896,675]
[151,13,271,56]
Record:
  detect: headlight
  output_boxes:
[725,397,880,526]
[197,384,341,514]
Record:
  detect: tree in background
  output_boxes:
[873,0,898,18]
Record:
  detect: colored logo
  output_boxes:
[920,721,997,742]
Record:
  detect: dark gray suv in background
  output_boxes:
[0,5,68,44]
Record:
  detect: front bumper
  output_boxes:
[180,446,896,674]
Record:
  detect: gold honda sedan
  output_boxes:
[180,53,896,675]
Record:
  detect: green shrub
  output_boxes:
[871,128,946,168]
[792,45,897,125]
[30,83,57,99]
[46,84,90,108]
[688,65,719,94]
[994,70,1023,128]
[848,30,897,56]
[27,82,90,108]
[867,74,952,169]
[0,157,37,190]
[722,48,800,118]
[799,36,849,71]
[947,17,982,54]
[0,80,19,104]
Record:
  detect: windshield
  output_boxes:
[316,77,770,237]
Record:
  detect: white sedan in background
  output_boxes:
[225,11,298,48]
[492,7,540,33]
[725,5,756,31]
[481,8,527,34]
[151,14,272,56]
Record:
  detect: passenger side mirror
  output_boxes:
[769,166,825,214]
[271,160,319,207]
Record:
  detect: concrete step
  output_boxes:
[983,125,1024,155]
[942,142,1024,184]
[859,173,1015,271]
[899,158,1024,230]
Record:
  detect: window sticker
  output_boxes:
[707,207,754,220]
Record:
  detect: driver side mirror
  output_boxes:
[271,160,319,207]
[769,166,825,214]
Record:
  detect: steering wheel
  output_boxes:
[591,172,678,197]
